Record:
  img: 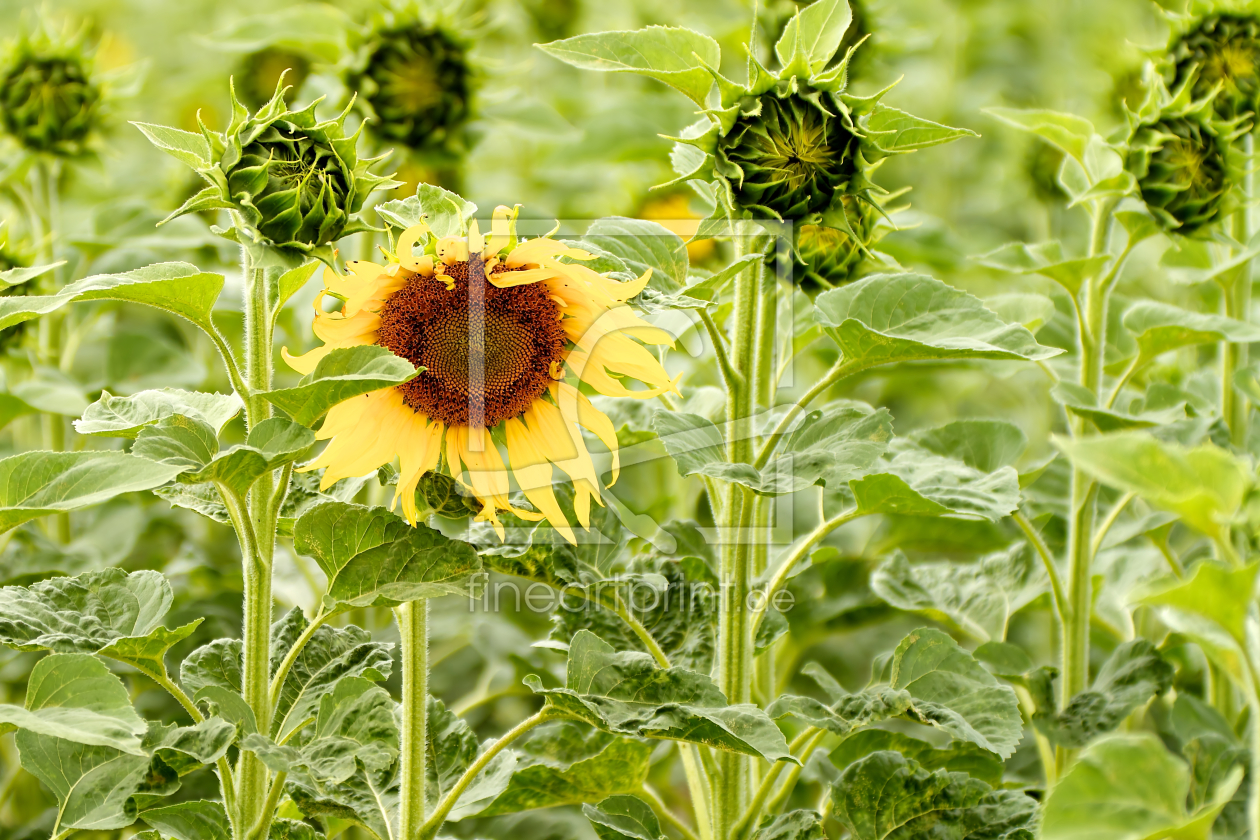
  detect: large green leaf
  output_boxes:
[375,183,478,238]
[1033,640,1172,748]
[870,546,1045,642]
[272,612,393,741]
[1042,734,1242,840]
[538,27,721,106]
[652,402,891,495]
[580,217,689,291]
[814,273,1061,371]
[425,694,517,820]
[0,451,185,533]
[983,108,1095,162]
[16,731,153,830]
[262,345,418,426]
[140,801,232,840]
[1137,561,1259,646]
[292,501,481,609]
[975,240,1108,295]
[527,630,793,761]
[584,794,665,840]
[765,687,913,736]
[850,446,1021,522]
[480,722,653,816]
[831,751,1037,840]
[750,810,827,840]
[0,261,224,334]
[829,730,1004,786]
[3,653,146,753]
[1055,432,1250,538]
[75,389,242,439]
[913,419,1028,473]
[889,628,1023,758]
[1122,301,1260,369]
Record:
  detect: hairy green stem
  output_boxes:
[246,771,287,840]
[236,252,278,833]
[397,600,429,840]
[734,728,823,840]
[419,708,553,840]
[268,608,331,709]
[1012,512,1069,628]
[1090,491,1134,558]
[641,784,701,840]
[754,359,856,470]
[1225,133,1254,449]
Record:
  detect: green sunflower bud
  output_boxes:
[237,48,311,112]
[1127,115,1232,235]
[0,36,101,156]
[1169,14,1260,119]
[137,80,396,265]
[351,25,472,157]
[717,85,862,219]
[416,470,482,519]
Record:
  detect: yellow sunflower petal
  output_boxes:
[396,416,444,525]
[282,344,333,375]
[505,417,575,544]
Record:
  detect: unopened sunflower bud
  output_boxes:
[1170,14,1260,119]
[1127,115,1231,235]
[0,39,100,156]
[717,88,862,219]
[351,25,471,156]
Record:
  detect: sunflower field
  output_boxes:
[3,0,1260,838]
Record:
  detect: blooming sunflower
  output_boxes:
[285,206,680,542]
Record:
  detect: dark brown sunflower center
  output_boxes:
[375,255,567,428]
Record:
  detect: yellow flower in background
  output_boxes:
[286,206,680,542]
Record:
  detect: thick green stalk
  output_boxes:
[397,600,429,840]
[1058,203,1113,772]
[237,255,277,832]
[715,236,762,840]
[1224,133,1254,448]
[751,282,777,708]
[31,159,69,543]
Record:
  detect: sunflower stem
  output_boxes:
[236,248,278,833]
[397,600,429,840]
[1224,132,1254,450]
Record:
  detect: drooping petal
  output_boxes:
[505,417,575,544]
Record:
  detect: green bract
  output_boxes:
[538,0,975,236]
[0,34,101,156]
[134,81,395,265]
[1124,74,1243,235]
[350,24,472,157]
[415,469,482,519]
[1169,13,1260,119]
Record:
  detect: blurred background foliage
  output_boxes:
[0,0,1193,836]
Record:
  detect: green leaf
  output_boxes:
[0,568,172,653]
[1033,640,1172,748]
[890,628,1023,758]
[831,750,1037,840]
[0,451,186,534]
[0,261,62,289]
[262,345,418,426]
[871,546,1045,642]
[830,730,1004,786]
[480,723,653,816]
[984,107,1095,162]
[0,261,224,334]
[75,389,243,439]
[140,801,231,840]
[100,621,203,679]
[293,501,480,609]
[539,27,722,107]
[584,794,665,840]
[272,261,322,324]
[425,694,517,819]
[1123,301,1260,368]
[1042,734,1242,840]
[653,403,891,495]
[1137,561,1259,646]
[865,106,978,153]
[272,613,393,741]
[16,731,152,830]
[775,0,852,74]
[132,415,219,470]
[850,446,1021,521]
[376,183,478,238]
[766,687,913,735]
[750,810,826,840]
[528,630,794,761]
[1055,431,1250,538]
[3,653,146,753]
[580,217,689,291]
[247,418,315,467]
[145,719,235,774]
[181,638,242,697]
[814,273,1061,373]
[913,419,1028,473]
[975,241,1108,295]
[132,123,212,169]
[680,254,761,303]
